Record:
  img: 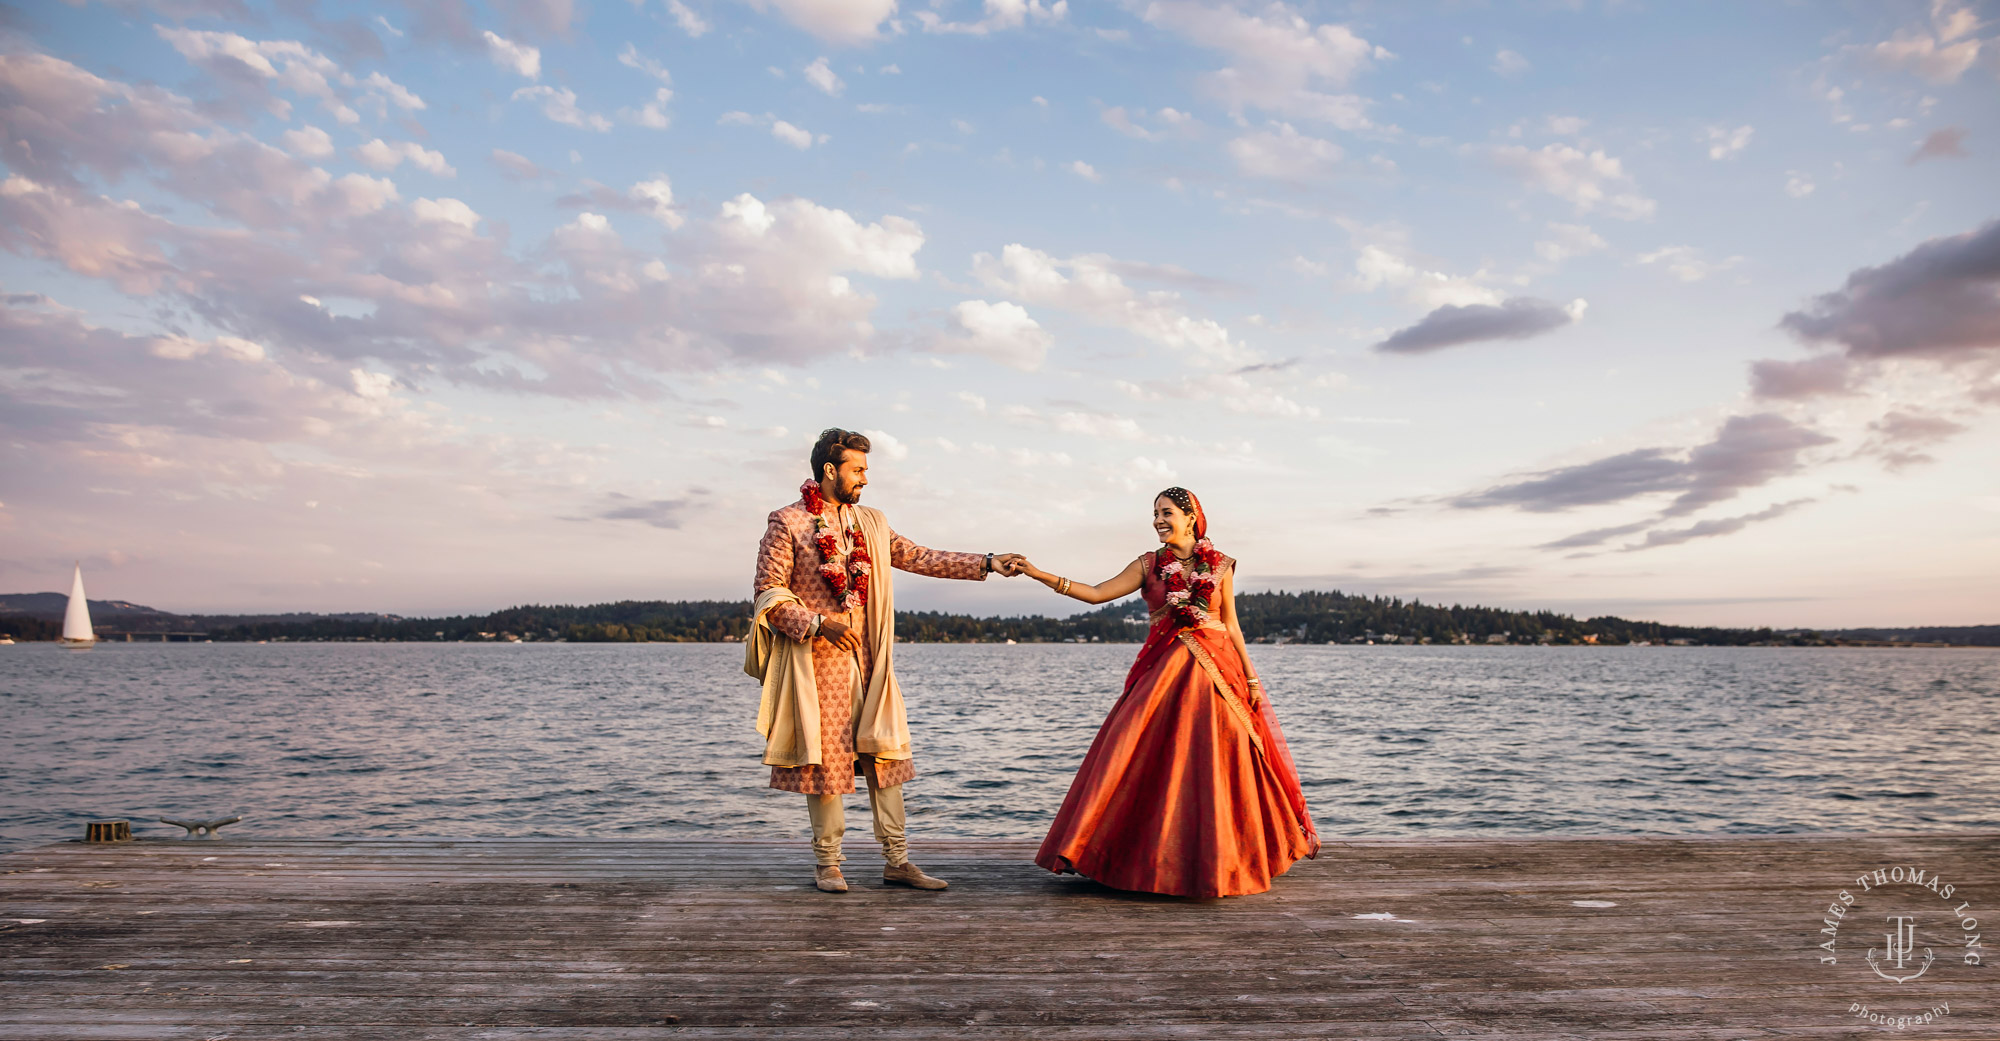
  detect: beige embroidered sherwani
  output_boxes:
[755,497,988,795]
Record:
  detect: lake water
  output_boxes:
[2,642,1996,852]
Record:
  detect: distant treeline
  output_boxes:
[5,592,1981,647]
[8,590,1994,646]
[201,601,753,644]
[0,616,59,641]
[1826,624,2000,647]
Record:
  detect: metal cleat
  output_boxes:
[160,816,242,838]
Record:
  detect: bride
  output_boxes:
[1017,487,1319,898]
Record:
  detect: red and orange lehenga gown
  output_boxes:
[1036,554,1320,898]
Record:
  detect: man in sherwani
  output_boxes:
[750,428,1023,893]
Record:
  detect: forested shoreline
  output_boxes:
[6,591,1993,646]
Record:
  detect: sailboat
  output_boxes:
[58,563,96,650]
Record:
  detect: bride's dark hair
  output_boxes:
[1156,486,1206,540]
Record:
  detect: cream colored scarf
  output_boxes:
[848,504,909,760]
[747,504,909,767]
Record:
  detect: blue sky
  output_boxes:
[2,0,1996,625]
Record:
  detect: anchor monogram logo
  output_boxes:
[1810,863,1979,1030]
[1866,914,1935,983]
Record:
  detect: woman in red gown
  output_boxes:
[1018,487,1319,898]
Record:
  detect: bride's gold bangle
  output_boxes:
[1056,577,1071,596]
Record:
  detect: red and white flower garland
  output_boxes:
[1154,537,1223,629]
[800,480,871,612]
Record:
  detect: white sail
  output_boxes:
[60,563,95,645]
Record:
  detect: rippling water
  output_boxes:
[2,642,1996,851]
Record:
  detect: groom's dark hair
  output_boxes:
[810,428,871,478]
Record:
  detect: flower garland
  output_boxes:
[800,480,871,611]
[1154,537,1224,629]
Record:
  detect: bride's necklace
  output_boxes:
[1153,537,1221,627]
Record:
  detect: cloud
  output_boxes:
[772,119,816,149]
[1706,124,1753,160]
[973,244,1253,366]
[1375,297,1585,354]
[722,111,822,149]
[555,177,685,228]
[1491,49,1529,78]
[1350,241,1502,310]
[1861,410,1970,470]
[1141,0,1390,128]
[916,0,1068,35]
[411,197,480,229]
[490,0,581,39]
[1453,413,1835,517]
[803,56,844,95]
[859,428,909,460]
[1637,245,1742,282]
[1909,126,1969,163]
[280,124,334,158]
[1848,2,1987,84]
[1067,159,1101,182]
[742,0,898,45]
[1488,143,1655,220]
[593,492,700,528]
[1536,520,1653,551]
[1785,171,1815,198]
[1116,370,1319,418]
[616,45,674,126]
[1099,257,1243,296]
[482,29,541,78]
[1101,106,1187,142]
[935,300,1053,369]
[1625,499,1814,551]
[0,291,431,457]
[622,88,675,129]
[511,85,611,131]
[693,191,925,345]
[1533,222,1606,263]
[1748,354,1858,399]
[490,148,554,180]
[664,0,711,36]
[0,50,936,404]
[999,405,1147,442]
[154,26,423,125]
[1228,122,1341,181]
[1779,218,2000,361]
[355,138,455,176]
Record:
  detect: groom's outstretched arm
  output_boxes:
[888,529,988,581]
[756,512,818,642]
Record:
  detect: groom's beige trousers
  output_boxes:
[803,639,910,869]
[806,755,907,867]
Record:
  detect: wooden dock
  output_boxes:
[3,833,1994,1039]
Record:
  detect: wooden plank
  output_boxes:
[3,834,1994,1039]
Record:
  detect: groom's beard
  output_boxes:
[833,477,864,504]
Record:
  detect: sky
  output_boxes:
[0,0,1996,627]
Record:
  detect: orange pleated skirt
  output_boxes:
[1035,625,1319,898]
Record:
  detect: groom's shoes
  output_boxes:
[814,866,849,893]
[882,860,948,890]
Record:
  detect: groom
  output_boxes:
[748,428,1023,894]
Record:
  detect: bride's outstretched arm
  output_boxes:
[1017,556,1146,605]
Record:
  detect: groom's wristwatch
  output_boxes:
[984,552,996,574]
